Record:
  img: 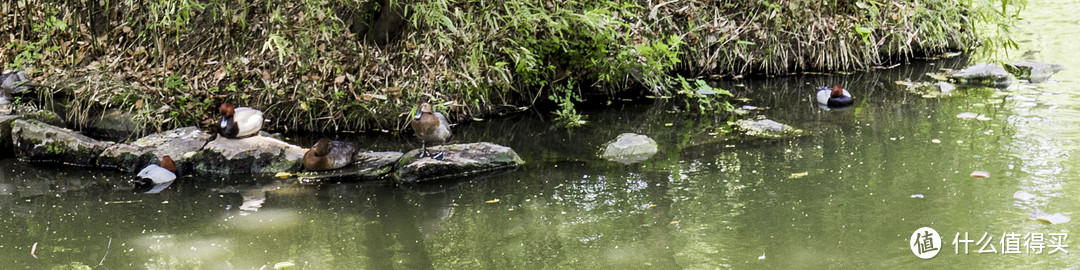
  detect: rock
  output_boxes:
[1004,61,1063,83]
[296,151,403,183]
[0,115,22,156]
[98,127,212,172]
[935,82,956,94]
[600,133,658,164]
[191,135,306,174]
[11,119,111,166]
[734,118,801,139]
[395,142,524,183]
[85,109,141,140]
[948,63,1012,88]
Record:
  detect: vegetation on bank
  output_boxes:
[0,0,1024,136]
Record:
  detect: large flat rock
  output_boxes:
[395,142,523,183]
[191,135,306,174]
[98,126,212,172]
[949,63,1012,88]
[11,119,111,166]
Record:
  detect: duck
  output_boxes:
[136,155,177,186]
[303,138,359,171]
[816,84,854,108]
[410,101,452,159]
[218,101,264,138]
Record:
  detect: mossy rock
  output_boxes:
[733,118,802,139]
[191,136,305,175]
[600,133,658,164]
[1004,61,1063,83]
[0,115,23,157]
[11,119,111,166]
[395,142,524,183]
[98,126,212,173]
[948,63,1013,88]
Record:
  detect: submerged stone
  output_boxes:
[1004,61,1062,83]
[98,127,212,173]
[600,133,658,164]
[948,63,1012,88]
[11,119,111,166]
[191,135,306,174]
[395,142,523,183]
[734,118,801,139]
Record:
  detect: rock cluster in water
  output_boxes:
[3,117,523,183]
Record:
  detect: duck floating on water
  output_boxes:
[219,101,264,138]
[303,138,359,171]
[135,155,177,192]
[816,84,854,108]
[411,101,452,160]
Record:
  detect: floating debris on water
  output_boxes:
[931,139,942,144]
[970,171,990,178]
[789,172,809,178]
[911,194,925,199]
[1013,191,1036,200]
[957,112,979,119]
[1036,213,1071,225]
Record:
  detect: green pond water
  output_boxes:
[3,2,1080,269]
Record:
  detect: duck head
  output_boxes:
[415,102,434,120]
[160,155,177,173]
[830,85,845,98]
[312,138,331,157]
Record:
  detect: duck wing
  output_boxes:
[233,107,264,137]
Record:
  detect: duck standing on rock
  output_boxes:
[303,138,358,171]
[136,155,177,191]
[219,101,264,138]
[411,101,451,160]
[816,84,854,108]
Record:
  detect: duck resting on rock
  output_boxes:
[816,84,854,108]
[410,101,452,160]
[303,138,359,171]
[219,101,264,138]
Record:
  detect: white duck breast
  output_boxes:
[233,107,264,137]
[137,164,177,184]
[816,88,851,105]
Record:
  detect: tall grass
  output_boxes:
[0,0,1025,135]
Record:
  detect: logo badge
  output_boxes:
[911,227,942,259]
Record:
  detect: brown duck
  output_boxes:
[410,101,451,159]
[303,138,358,171]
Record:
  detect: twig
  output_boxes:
[99,237,112,265]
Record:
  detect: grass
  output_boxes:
[0,0,1025,136]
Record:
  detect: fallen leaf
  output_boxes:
[789,172,808,178]
[275,172,293,178]
[485,199,500,203]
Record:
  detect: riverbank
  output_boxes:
[1,0,1021,136]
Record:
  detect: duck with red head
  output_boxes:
[410,101,451,160]
[303,138,359,171]
[816,84,854,108]
[136,155,177,185]
[219,101,264,138]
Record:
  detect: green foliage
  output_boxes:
[548,79,586,128]
[676,75,733,113]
